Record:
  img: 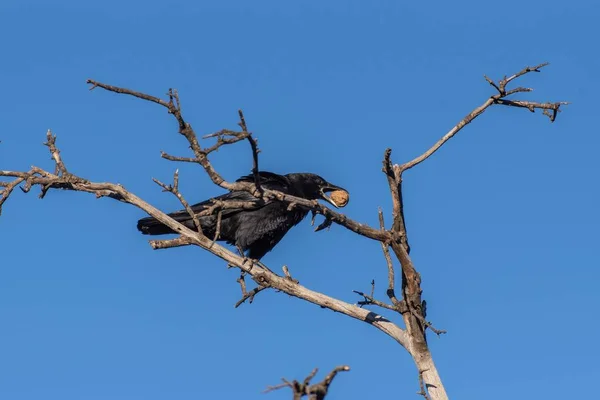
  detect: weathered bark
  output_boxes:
[413,350,447,400]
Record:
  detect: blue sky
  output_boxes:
[1,1,597,399]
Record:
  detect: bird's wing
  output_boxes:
[235,201,310,259]
[166,172,292,221]
[235,171,292,190]
[160,191,256,221]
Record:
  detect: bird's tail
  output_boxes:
[137,212,197,235]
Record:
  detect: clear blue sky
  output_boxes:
[1,1,597,399]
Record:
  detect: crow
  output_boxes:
[137,171,348,260]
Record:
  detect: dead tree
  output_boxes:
[0,63,566,400]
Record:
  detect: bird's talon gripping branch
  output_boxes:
[310,209,317,226]
[314,217,333,232]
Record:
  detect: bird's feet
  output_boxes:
[236,244,246,258]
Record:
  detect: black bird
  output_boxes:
[137,171,348,260]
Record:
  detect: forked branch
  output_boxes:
[264,366,350,400]
[399,62,567,173]
[152,169,203,234]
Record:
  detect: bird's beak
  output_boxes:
[319,184,349,208]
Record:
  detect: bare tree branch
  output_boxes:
[378,209,402,308]
[493,99,568,122]
[399,62,566,173]
[152,169,203,234]
[237,109,263,194]
[264,366,350,400]
[410,308,447,337]
[494,62,547,94]
[353,288,397,311]
[235,272,268,308]
[282,265,300,284]
[45,130,68,176]
[149,236,192,250]
[87,79,170,107]
[160,152,199,163]
[0,176,24,215]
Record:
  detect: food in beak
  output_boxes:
[327,189,349,208]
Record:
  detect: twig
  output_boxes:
[45,130,68,176]
[196,199,264,218]
[493,99,568,122]
[505,87,533,96]
[483,75,501,94]
[410,309,447,337]
[149,236,192,250]
[264,379,295,394]
[237,272,248,295]
[201,129,251,155]
[234,285,267,308]
[165,87,189,134]
[152,169,203,235]
[418,369,431,400]
[353,288,397,312]
[234,272,270,308]
[378,210,402,308]
[485,63,548,96]
[282,265,299,284]
[238,110,263,194]
[87,79,170,107]
[501,62,548,90]
[211,210,223,246]
[202,129,246,139]
[303,368,319,387]
[160,152,199,163]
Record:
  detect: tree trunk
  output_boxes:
[412,348,448,400]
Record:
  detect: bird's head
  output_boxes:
[286,173,349,208]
